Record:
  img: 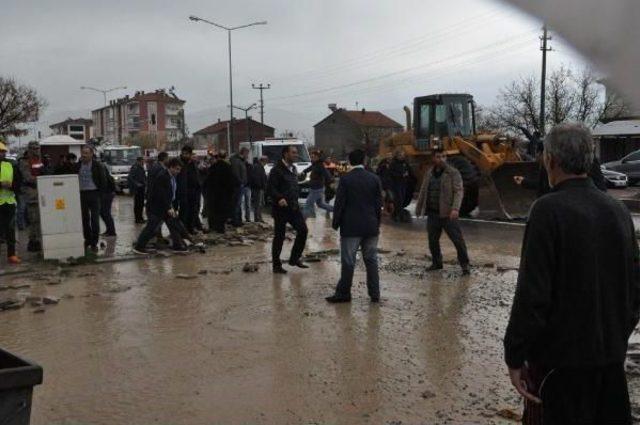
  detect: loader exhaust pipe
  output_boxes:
[403,106,412,131]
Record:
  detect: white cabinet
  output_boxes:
[37,175,85,260]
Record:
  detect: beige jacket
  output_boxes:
[415,163,463,218]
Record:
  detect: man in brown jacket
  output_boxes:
[415,149,470,275]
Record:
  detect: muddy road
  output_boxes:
[1,211,638,424]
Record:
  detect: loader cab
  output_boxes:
[413,94,476,149]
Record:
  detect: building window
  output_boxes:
[150,113,156,125]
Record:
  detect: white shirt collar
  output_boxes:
[351,165,364,169]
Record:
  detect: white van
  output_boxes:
[239,138,312,197]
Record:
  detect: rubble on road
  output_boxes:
[202,222,276,247]
[43,296,60,305]
[176,274,197,280]
[242,263,259,273]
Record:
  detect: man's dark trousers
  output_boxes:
[272,206,307,267]
[541,363,631,424]
[134,186,145,222]
[100,192,116,235]
[427,214,469,266]
[335,236,379,299]
[136,214,185,249]
[80,190,101,247]
[0,204,17,257]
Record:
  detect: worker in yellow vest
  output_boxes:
[0,140,21,264]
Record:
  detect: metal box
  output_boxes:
[37,174,84,260]
[0,348,43,425]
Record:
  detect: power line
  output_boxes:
[268,8,509,85]
[269,32,536,103]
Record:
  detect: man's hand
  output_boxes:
[513,176,524,185]
[167,208,177,218]
[449,209,459,220]
[508,367,542,404]
[278,198,288,208]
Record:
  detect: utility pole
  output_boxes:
[539,24,552,136]
[252,83,271,127]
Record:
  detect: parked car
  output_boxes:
[603,150,640,185]
[601,166,628,188]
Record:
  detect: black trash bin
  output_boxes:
[0,348,43,425]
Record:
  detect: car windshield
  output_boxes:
[261,145,310,163]
[102,148,142,166]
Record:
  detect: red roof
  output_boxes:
[193,118,274,135]
[315,109,403,129]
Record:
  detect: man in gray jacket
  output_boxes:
[415,149,470,275]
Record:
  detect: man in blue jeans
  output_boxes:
[326,149,382,303]
[303,150,334,218]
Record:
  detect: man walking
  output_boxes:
[415,148,470,275]
[176,145,200,234]
[504,124,640,425]
[205,151,237,233]
[0,141,21,264]
[75,145,107,252]
[326,149,382,303]
[303,150,334,218]
[249,156,268,222]
[128,156,146,223]
[134,158,189,254]
[230,147,250,226]
[267,145,308,274]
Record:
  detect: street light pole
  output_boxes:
[233,103,257,150]
[189,15,267,153]
[80,85,127,106]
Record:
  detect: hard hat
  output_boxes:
[0,142,6,151]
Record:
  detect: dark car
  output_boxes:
[604,150,640,185]
[601,166,628,188]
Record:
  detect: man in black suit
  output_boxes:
[133,158,188,254]
[326,149,383,303]
[267,145,308,274]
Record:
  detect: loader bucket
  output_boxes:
[477,161,540,220]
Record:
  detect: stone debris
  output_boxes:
[203,222,275,247]
[176,274,197,280]
[421,390,436,399]
[47,279,62,286]
[242,263,259,273]
[33,307,46,314]
[0,298,25,311]
[495,408,522,422]
[42,296,60,305]
[497,266,519,273]
[197,269,209,275]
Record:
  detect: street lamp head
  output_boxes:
[189,15,200,22]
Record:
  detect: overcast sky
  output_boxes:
[0,0,591,138]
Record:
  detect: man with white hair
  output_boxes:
[504,123,640,424]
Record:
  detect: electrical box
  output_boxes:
[37,175,84,260]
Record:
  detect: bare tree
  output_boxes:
[486,66,629,138]
[546,66,575,126]
[0,77,46,133]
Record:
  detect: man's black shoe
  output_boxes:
[325,295,351,303]
[461,266,471,276]
[371,297,380,303]
[426,264,443,271]
[273,265,288,274]
[132,246,150,255]
[289,261,309,269]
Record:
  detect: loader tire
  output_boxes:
[447,156,480,217]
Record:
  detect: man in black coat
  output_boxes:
[388,149,413,220]
[176,145,200,234]
[128,156,147,223]
[326,149,382,303]
[134,158,187,254]
[249,156,268,222]
[504,124,640,424]
[205,151,238,233]
[267,145,308,274]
